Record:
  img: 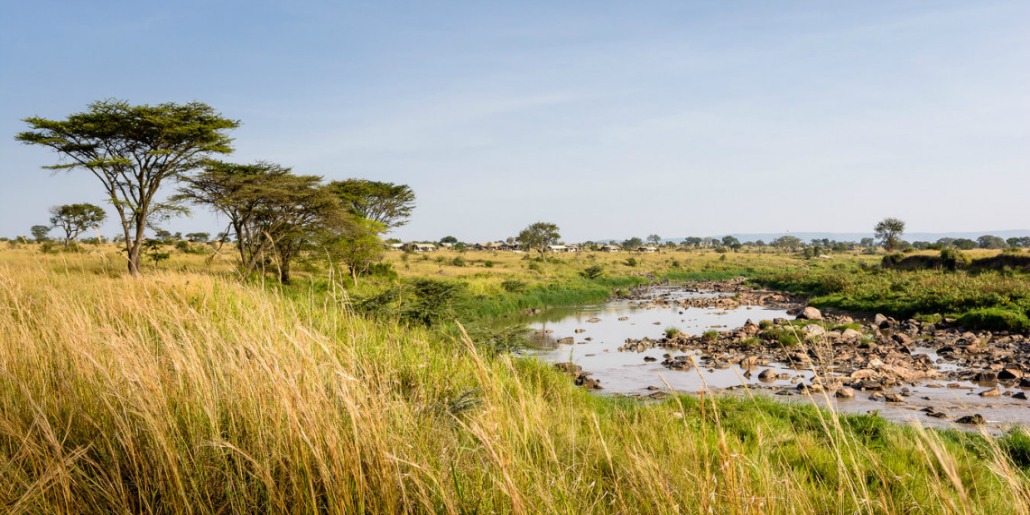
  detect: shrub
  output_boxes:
[758,320,773,329]
[451,256,466,267]
[957,308,1030,333]
[581,265,604,279]
[702,330,719,341]
[940,248,969,271]
[624,257,638,267]
[501,279,527,293]
[368,262,398,279]
[664,327,681,339]
[484,260,494,268]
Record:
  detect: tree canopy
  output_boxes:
[177,160,349,283]
[49,203,106,247]
[328,179,415,231]
[17,100,239,274]
[874,217,905,252]
[517,222,561,256]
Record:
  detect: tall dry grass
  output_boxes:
[0,253,1028,513]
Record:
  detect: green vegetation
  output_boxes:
[3,241,1030,512]
[757,261,1030,331]
[5,255,1030,512]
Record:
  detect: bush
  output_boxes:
[957,308,1030,333]
[702,330,719,341]
[368,262,398,279]
[484,260,494,268]
[501,279,527,293]
[940,248,969,271]
[624,257,638,267]
[664,327,681,339]
[581,264,604,279]
[451,256,467,267]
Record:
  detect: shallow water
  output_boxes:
[525,294,1030,431]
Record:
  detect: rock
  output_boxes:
[797,306,822,320]
[892,333,913,345]
[758,369,777,381]
[879,364,937,381]
[554,362,582,375]
[998,368,1024,380]
[617,317,629,321]
[973,371,998,383]
[835,387,855,399]
[956,414,986,425]
[574,328,586,334]
[739,356,760,370]
[979,388,1001,397]
[1013,392,1028,400]
[586,317,601,323]
[841,328,864,341]
[874,313,891,328]
[575,374,602,389]
[557,337,574,345]
[884,393,905,403]
[741,319,761,335]
[869,392,886,401]
[643,356,657,362]
[803,324,826,337]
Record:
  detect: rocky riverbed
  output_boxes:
[535,280,1030,431]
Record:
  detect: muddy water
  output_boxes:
[526,293,1030,432]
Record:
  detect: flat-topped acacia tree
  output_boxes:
[17,100,239,275]
[49,203,106,248]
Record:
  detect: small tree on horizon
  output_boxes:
[517,222,561,257]
[49,203,106,248]
[30,225,51,242]
[874,217,906,252]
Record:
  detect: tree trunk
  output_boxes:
[279,260,290,284]
[127,241,143,275]
[351,266,358,287]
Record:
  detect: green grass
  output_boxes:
[756,262,1030,331]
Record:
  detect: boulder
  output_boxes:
[835,387,855,399]
[557,337,575,345]
[956,414,986,425]
[797,307,822,320]
[841,328,864,341]
[758,369,777,381]
[739,356,760,370]
[741,319,761,335]
[884,393,905,403]
[979,388,1001,397]
[803,324,826,337]
[998,368,1024,380]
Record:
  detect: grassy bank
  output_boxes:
[2,253,1030,512]
[755,257,1030,331]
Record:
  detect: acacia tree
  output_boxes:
[17,100,238,275]
[328,179,415,231]
[874,217,906,252]
[647,234,662,245]
[49,203,106,247]
[176,160,293,274]
[178,161,349,283]
[328,217,386,286]
[30,225,51,242]
[517,222,561,256]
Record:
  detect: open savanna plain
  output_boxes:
[3,244,1030,513]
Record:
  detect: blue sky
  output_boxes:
[1,1,1028,242]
